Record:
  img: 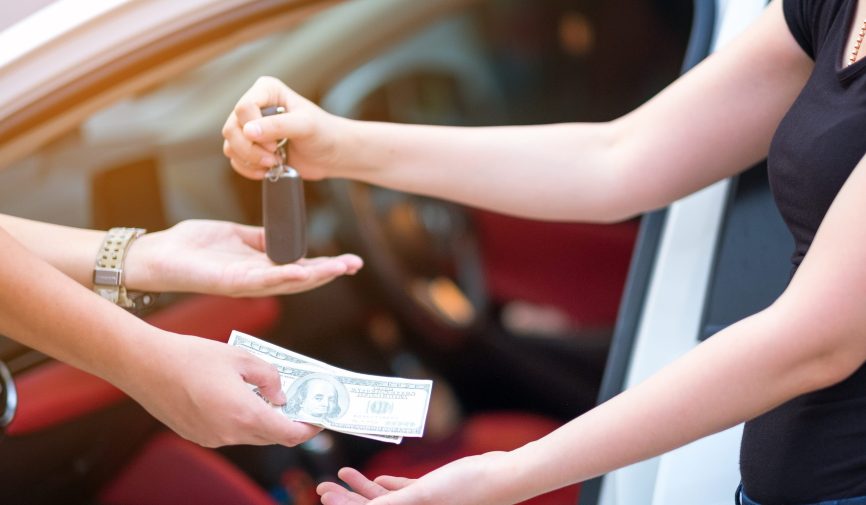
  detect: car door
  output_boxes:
[580,1,776,505]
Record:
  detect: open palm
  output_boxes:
[126,219,362,296]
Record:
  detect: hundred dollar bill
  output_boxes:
[229,331,404,443]
[230,330,349,373]
[229,331,432,443]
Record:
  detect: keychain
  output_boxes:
[261,106,307,264]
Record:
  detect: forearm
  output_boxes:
[336,120,628,222]
[497,308,847,501]
[0,225,157,385]
[504,149,866,498]
[0,213,104,287]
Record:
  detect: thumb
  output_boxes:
[374,476,415,491]
[240,357,286,405]
[244,111,314,143]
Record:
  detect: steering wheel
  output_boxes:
[318,13,508,347]
[329,176,488,347]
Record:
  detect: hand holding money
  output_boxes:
[229,331,433,444]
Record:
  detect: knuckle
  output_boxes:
[232,410,257,430]
[239,349,264,367]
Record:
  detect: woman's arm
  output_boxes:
[318,152,866,505]
[225,0,811,222]
[0,213,104,287]
[0,213,362,296]
[0,224,321,447]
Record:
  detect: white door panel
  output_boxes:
[598,0,769,503]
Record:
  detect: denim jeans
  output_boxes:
[736,484,866,505]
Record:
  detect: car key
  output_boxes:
[260,105,307,264]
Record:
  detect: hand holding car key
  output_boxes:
[260,105,307,264]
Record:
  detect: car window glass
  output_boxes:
[0,0,690,230]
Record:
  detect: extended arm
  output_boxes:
[0,213,362,297]
[224,1,811,222]
[0,225,322,447]
[317,148,866,505]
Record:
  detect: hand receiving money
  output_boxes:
[229,331,433,444]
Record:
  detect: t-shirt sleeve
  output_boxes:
[782,0,822,60]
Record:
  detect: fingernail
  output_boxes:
[244,122,262,138]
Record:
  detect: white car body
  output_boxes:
[595,1,772,505]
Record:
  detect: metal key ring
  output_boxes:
[261,106,288,151]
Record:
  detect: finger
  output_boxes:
[274,259,356,290]
[258,277,333,297]
[225,117,278,168]
[231,156,267,180]
[368,491,410,505]
[277,267,347,291]
[260,264,315,287]
[255,406,323,447]
[243,110,314,144]
[235,76,290,126]
[316,482,347,496]
[305,260,350,278]
[338,467,391,499]
[373,476,415,491]
[221,111,240,148]
[320,490,369,505]
[222,139,234,158]
[334,254,364,275]
[231,223,267,252]
[280,419,324,446]
[238,354,286,404]
[338,254,363,274]
[310,257,363,277]
[246,258,361,297]
[223,111,278,167]
[233,269,322,298]
[296,255,363,275]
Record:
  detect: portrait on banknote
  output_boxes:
[283,373,349,422]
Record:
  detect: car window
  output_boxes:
[0,0,691,231]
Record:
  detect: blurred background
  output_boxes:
[0,0,693,504]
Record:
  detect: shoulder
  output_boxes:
[782,0,848,58]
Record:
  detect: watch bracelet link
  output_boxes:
[92,227,158,313]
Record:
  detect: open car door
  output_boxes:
[580,1,778,504]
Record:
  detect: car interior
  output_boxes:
[0,0,714,504]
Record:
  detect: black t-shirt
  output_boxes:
[739,0,866,503]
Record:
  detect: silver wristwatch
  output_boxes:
[92,227,157,313]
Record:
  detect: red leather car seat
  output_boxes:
[99,431,278,505]
[473,211,638,327]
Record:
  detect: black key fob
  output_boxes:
[263,169,306,264]
[260,105,307,264]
